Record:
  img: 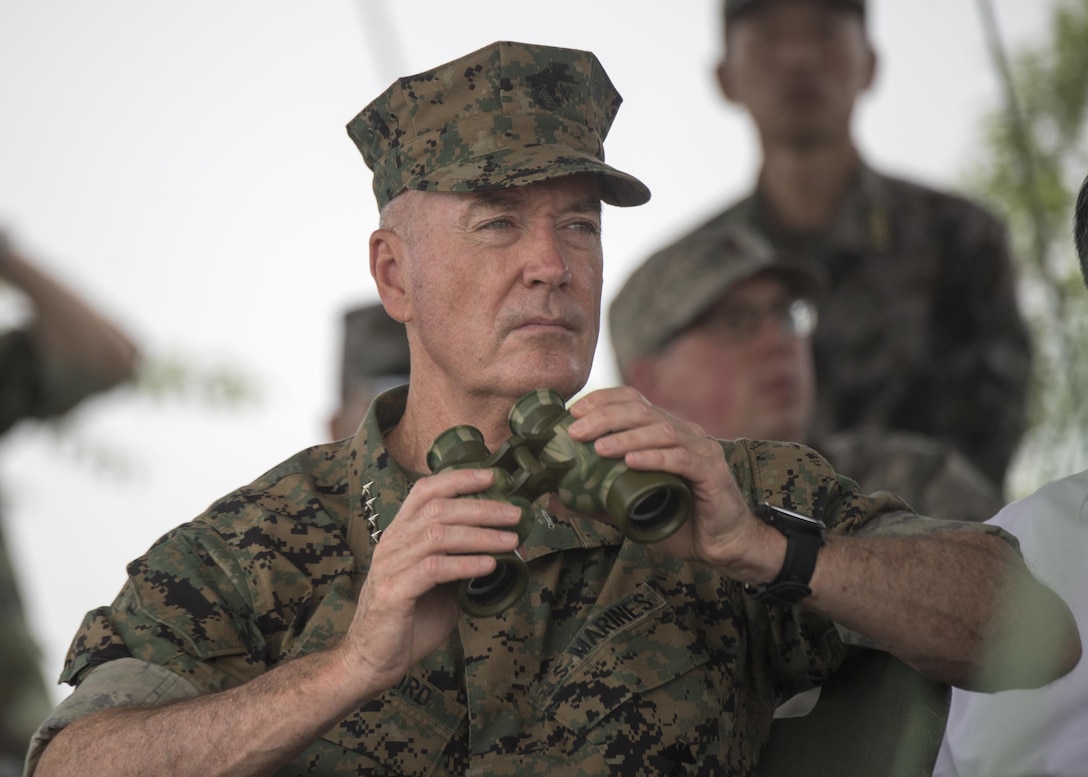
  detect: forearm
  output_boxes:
[0,235,138,385]
[35,646,373,777]
[804,531,1080,691]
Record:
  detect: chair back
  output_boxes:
[757,649,952,777]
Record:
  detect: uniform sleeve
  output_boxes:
[731,437,908,535]
[0,329,44,435]
[59,520,269,697]
[721,438,895,706]
[25,658,201,776]
[725,437,1023,654]
[27,522,270,772]
[0,328,125,435]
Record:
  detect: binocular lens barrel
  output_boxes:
[629,486,685,530]
[604,470,692,545]
[456,552,529,618]
[430,389,693,617]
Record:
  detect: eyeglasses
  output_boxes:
[696,297,818,342]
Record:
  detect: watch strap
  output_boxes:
[745,511,826,606]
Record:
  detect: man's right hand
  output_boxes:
[333,467,524,697]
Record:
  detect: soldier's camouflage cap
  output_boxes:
[347,40,650,210]
[339,303,410,400]
[609,226,825,375]
[724,0,866,24]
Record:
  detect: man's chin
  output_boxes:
[502,357,589,400]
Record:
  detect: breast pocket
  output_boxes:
[315,672,467,777]
[531,583,718,763]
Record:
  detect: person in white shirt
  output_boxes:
[934,175,1088,777]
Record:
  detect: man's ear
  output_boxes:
[861,45,879,93]
[370,229,410,323]
[715,56,739,104]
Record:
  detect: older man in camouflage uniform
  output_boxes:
[646,0,1033,492]
[28,41,1077,777]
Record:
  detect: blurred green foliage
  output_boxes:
[135,353,258,409]
[967,0,1088,497]
[25,354,260,479]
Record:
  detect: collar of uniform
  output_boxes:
[345,386,623,568]
[746,159,893,257]
[346,384,415,565]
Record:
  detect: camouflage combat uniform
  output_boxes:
[29,387,1013,776]
[648,165,1032,490]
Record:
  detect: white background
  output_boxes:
[0,0,1058,703]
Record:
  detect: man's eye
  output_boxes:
[482,218,514,230]
[568,220,600,235]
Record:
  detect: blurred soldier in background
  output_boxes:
[645,0,1033,493]
[0,229,138,773]
[610,224,1004,525]
[327,302,409,441]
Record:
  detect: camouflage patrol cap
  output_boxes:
[724,0,866,24]
[347,40,650,210]
[609,226,824,375]
[339,303,410,400]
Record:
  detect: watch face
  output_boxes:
[757,503,827,535]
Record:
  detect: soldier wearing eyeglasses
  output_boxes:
[609,225,1005,525]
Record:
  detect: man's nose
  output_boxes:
[523,228,572,288]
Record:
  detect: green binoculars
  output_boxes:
[427,388,693,617]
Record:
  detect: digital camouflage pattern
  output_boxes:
[347,41,650,210]
[29,387,1017,776]
[608,225,824,378]
[644,163,1033,491]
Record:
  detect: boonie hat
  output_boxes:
[338,303,410,400]
[609,226,825,375]
[347,40,650,210]
[724,0,866,24]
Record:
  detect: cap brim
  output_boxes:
[405,143,651,207]
[659,259,825,349]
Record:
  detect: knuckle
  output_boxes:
[417,499,446,523]
[658,419,683,445]
[422,521,449,546]
[420,554,444,578]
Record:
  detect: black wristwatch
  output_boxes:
[744,503,826,606]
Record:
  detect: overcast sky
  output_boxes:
[0,0,1058,703]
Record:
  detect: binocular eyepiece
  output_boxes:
[427,388,692,617]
